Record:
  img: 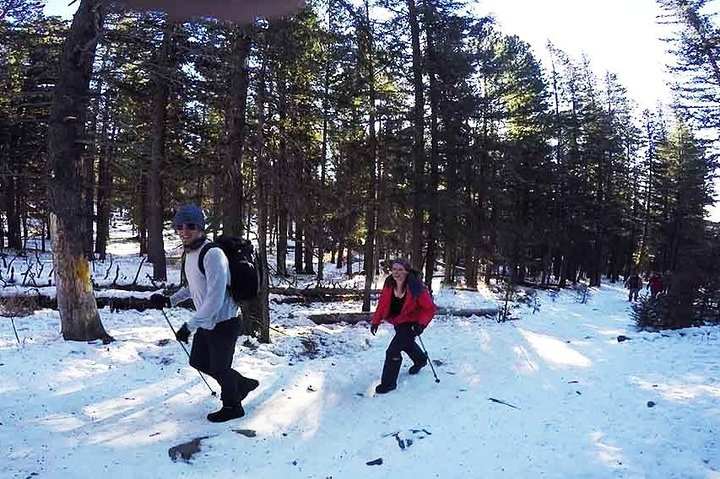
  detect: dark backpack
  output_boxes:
[184,235,259,302]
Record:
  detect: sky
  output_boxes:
[478,0,674,111]
[43,0,720,219]
[1,224,719,478]
[44,0,675,110]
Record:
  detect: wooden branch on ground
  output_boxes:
[104,255,114,280]
[111,265,120,286]
[131,256,147,285]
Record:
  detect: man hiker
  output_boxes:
[624,271,642,302]
[151,204,258,422]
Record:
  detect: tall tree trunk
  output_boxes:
[239,45,270,341]
[0,204,4,250]
[83,67,103,261]
[407,0,425,266]
[423,1,440,292]
[5,157,21,250]
[276,73,289,276]
[0,122,8,250]
[224,29,252,237]
[277,204,288,276]
[95,113,114,259]
[336,239,344,269]
[294,220,303,273]
[318,18,331,284]
[47,0,112,343]
[3,124,21,249]
[304,232,314,274]
[466,245,478,289]
[362,0,378,312]
[82,138,95,260]
[138,170,148,255]
[638,115,655,268]
[346,242,353,276]
[147,21,174,281]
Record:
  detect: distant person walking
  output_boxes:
[370,259,437,394]
[151,204,258,422]
[624,271,642,302]
[648,272,664,299]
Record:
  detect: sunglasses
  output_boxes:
[175,223,199,232]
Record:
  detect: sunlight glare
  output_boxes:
[35,413,85,432]
[513,345,539,374]
[518,329,591,368]
[83,377,189,422]
[631,377,720,402]
[57,359,110,381]
[246,370,326,439]
[590,431,626,469]
[88,416,181,447]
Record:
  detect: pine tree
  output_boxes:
[657,0,720,129]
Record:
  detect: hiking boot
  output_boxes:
[207,404,245,423]
[375,383,397,394]
[238,377,259,401]
[408,357,428,375]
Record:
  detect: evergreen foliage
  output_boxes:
[0,0,718,334]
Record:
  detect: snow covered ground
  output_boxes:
[1,235,719,478]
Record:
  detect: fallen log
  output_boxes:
[268,287,381,301]
[270,296,309,304]
[4,284,378,301]
[308,312,373,325]
[307,306,498,325]
[0,294,193,313]
[437,307,498,317]
[93,283,164,292]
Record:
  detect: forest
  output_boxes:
[1,0,720,337]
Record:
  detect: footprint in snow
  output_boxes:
[382,428,432,450]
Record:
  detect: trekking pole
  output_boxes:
[161,310,216,396]
[417,335,440,383]
[270,325,290,336]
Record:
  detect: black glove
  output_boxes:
[410,322,426,336]
[370,323,378,336]
[150,293,171,309]
[176,323,191,343]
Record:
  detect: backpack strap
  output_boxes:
[197,242,219,276]
[180,251,187,285]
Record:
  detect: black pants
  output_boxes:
[380,323,426,387]
[189,317,247,406]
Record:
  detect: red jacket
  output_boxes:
[649,276,664,293]
[371,283,437,327]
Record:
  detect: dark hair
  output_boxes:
[390,258,413,271]
[384,258,426,296]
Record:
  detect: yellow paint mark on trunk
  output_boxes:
[75,258,91,292]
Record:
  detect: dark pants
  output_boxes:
[189,317,248,406]
[380,323,426,387]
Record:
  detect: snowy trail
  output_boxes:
[1,284,719,478]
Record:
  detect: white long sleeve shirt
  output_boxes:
[170,239,240,331]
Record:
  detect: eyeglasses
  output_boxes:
[175,223,198,232]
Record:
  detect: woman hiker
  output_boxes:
[370,258,437,394]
